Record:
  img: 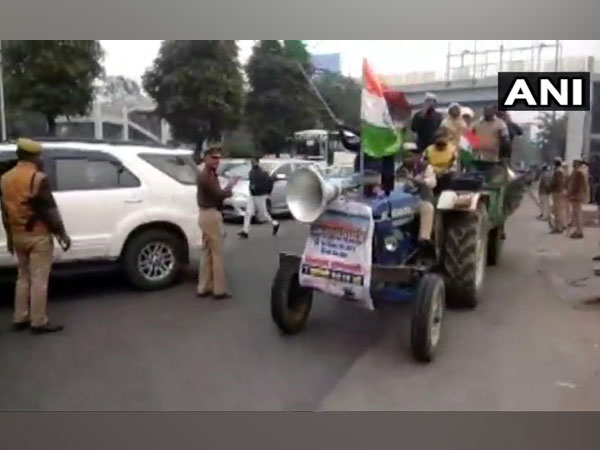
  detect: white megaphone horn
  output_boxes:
[286,167,343,223]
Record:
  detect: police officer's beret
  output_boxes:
[17,138,43,154]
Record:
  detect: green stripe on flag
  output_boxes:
[361,121,402,158]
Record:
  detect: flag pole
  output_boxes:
[295,62,339,123]
[0,40,7,142]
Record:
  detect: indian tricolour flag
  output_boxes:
[360,59,402,159]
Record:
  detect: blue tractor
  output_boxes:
[270,166,486,363]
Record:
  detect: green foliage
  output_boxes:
[143,40,244,147]
[245,40,319,156]
[2,40,104,135]
[312,71,361,130]
[534,112,567,162]
[223,126,257,158]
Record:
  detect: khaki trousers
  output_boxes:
[198,208,227,295]
[571,201,583,234]
[13,233,54,327]
[419,201,435,241]
[552,193,566,231]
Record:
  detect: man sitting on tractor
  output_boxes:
[424,129,458,180]
[398,147,437,259]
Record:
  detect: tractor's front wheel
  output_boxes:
[410,274,446,363]
[271,264,313,335]
[443,203,489,309]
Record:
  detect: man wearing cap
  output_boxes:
[411,93,443,152]
[567,158,590,239]
[440,103,468,147]
[397,147,437,258]
[0,138,71,334]
[196,144,239,299]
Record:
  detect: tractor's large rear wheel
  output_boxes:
[443,203,489,309]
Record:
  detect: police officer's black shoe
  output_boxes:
[238,231,249,239]
[273,222,280,236]
[31,323,64,335]
[11,321,30,332]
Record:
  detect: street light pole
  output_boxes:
[0,40,7,141]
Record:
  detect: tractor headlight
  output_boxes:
[384,235,398,252]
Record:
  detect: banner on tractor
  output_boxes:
[299,200,375,310]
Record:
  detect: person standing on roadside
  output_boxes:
[567,159,590,239]
[411,93,443,152]
[196,144,239,300]
[0,138,71,334]
[550,157,567,234]
[537,164,553,221]
[238,157,280,239]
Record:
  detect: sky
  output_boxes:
[100,40,600,82]
[99,40,600,127]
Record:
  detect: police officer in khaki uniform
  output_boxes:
[0,138,71,334]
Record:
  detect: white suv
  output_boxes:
[0,140,202,290]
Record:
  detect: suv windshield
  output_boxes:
[139,153,197,185]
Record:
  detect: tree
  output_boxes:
[245,40,319,156]
[143,40,244,154]
[535,112,567,162]
[2,40,104,136]
[312,71,361,130]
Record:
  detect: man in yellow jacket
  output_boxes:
[0,138,71,334]
[425,130,458,175]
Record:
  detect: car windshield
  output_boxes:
[222,161,278,179]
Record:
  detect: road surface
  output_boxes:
[1,198,599,410]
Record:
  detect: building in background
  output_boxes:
[311,53,341,74]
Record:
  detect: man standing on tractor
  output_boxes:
[411,93,443,152]
[440,103,469,147]
[472,104,511,164]
[550,157,568,234]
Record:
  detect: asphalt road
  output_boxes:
[1,199,600,411]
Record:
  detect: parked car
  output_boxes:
[220,159,325,220]
[0,140,202,290]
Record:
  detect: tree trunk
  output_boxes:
[46,116,57,137]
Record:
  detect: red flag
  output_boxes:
[465,129,480,149]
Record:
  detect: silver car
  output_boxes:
[220,159,325,220]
